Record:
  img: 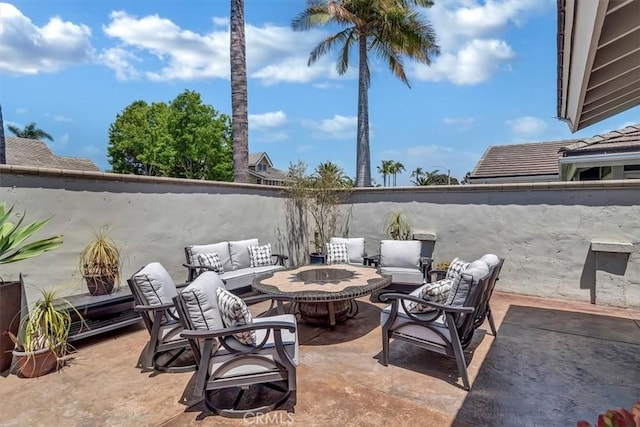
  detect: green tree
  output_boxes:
[376,159,395,187]
[292,0,439,187]
[390,161,405,186]
[7,122,53,141]
[410,166,424,185]
[231,0,249,183]
[413,169,459,185]
[107,90,233,181]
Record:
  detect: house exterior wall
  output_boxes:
[1,166,638,308]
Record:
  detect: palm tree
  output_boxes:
[0,103,6,164]
[230,0,249,183]
[390,161,405,186]
[410,166,424,185]
[376,159,394,186]
[292,0,439,187]
[7,122,53,141]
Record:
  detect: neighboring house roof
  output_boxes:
[471,140,577,179]
[560,123,640,156]
[247,151,289,183]
[4,137,99,171]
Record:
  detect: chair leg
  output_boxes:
[448,322,471,391]
[381,327,390,366]
[487,305,497,336]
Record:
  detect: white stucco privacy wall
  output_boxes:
[1,166,639,308]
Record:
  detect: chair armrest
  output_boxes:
[363,254,380,267]
[180,320,297,340]
[175,282,189,289]
[377,292,474,314]
[271,253,288,266]
[134,302,174,312]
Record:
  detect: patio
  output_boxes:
[1,291,638,427]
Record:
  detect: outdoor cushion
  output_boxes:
[479,253,500,269]
[379,240,421,269]
[248,243,273,267]
[188,242,233,273]
[379,266,424,285]
[446,260,490,306]
[380,304,450,346]
[216,287,256,346]
[197,251,225,274]
[229,238,260,270]
[180,271,226,331]
[325,242,349,264]
[446,257,469,281]
[406,278,456,313]
[219,265,283,290]
[131,262,178,306]
[329,237,365,264]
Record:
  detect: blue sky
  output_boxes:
[1,0,639,185]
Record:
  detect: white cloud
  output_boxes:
[0,3,94,74]
[506,116,548,137]
[301,115,357,140]
[99,47,140,81]
[257,131,289,142]
[443,117,475,129]
[406,145,454,158]
[413,39,514,85]
[45,113,73,122]
[249,111,287,130]
[101,11,344,85]
[411,0,547,85]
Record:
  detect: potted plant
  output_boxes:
[0,202,63,374]
[384,212,412,240]
[8,289,79,378]
[287,161,352,263]
[79,228,122,296]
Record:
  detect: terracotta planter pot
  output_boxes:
[85,274,115,296]
[12,347,59,378]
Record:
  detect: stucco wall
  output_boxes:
[1,166,638,308]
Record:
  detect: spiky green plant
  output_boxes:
[8,289,77,357]
[0,203,63,264]
[79,228,121,284]
[384,212,412,240]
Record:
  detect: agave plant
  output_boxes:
[79,228,121,295]
[0,202,63,264]
[384,212,412,240]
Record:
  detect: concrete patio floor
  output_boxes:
[1,291,639,427]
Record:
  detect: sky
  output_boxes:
[1,0,639,185]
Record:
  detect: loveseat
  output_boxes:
[184,238,287,291]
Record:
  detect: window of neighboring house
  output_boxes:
[624,164,640,179]
[257,178,262,184]
[257,163,267,171]
[578,167,601,181]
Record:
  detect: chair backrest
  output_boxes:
[379,240,422,269]
[174,271,226,333]
[474,254,504,326]
[127,262,179,333]
[185,242,234,273]
[329,237,366,264]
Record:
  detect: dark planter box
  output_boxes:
[309,253,325,264]
[0,277,24,375]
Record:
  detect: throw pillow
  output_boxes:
[215,287,256,346]
[406,278,456,313]
[446,257,469,281]
[325,242,349,264]
[196,251,225,274]
[248,243,273,267]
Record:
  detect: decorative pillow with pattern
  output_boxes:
[248,243,273,267]
[446,257,469,281]
[196,251,225,275]
[215,287,256,346]
[325,242,349,264]
[406,278,456,313]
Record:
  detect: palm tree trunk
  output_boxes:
[355,35,371,187]
[0,103,5,164]
[230,0,248,183]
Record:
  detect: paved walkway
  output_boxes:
[1,292,638,426]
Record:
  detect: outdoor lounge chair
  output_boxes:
[376,240,432,289]
[127,262,195,373]
[378,256,501,390]
[173,271,298,418]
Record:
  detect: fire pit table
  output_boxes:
[252,264,391,327]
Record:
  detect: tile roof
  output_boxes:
[471,140,577,178]
[560,123,640,155]
[4,137,99,171]
[248,167,290,182]
[248,152,267,166]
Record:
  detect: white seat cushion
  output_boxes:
[380,303,451,346]
[380,267,424,285]
[379,240,422,269]
[329,237,365,264]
